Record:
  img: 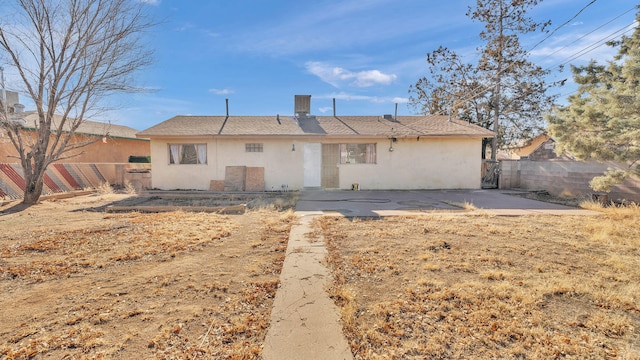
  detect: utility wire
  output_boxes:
[414,5,637,123]
[542,6,636,59]
[528,0,598,53]
[553,23,636,69]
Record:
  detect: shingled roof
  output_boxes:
[16,111,144,140]
[137,115,495,138]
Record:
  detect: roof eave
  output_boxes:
[137,132,495,139]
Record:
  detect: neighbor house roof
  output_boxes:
[14,111,144,140]
[137,115,495,139]
[512,134,551,158]
[498,133,552,160]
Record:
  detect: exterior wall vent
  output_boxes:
[294,95,311,116]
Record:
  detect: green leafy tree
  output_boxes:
[547,13,640,192]
[0,0,154,205]
[410,0,559,159]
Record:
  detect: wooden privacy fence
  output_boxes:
[0,163,147,200]
[481,160,499,189]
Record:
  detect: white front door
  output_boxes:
[303,143,322,188]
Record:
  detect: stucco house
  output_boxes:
[137,97,495,191]
[1,91,149,163]
[1,91,151,199]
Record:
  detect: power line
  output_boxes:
[528,0,598,53]
[414,5,637,123]
[541,6,636,59]
[555,23,636,68]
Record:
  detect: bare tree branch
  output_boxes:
[0,0,155,205]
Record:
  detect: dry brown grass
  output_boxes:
[0,195,296,359]
[321,208,640,359]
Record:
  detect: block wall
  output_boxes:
[500,160,640,202]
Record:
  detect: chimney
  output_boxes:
[294,95,311,117]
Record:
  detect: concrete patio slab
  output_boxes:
[295,189,601,217]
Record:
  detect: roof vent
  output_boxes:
[294,95,311,116]
[383,114,394,121]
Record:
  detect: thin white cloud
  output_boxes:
[306,62,397,88]
[318,107,333,113]
[174,23,220,38]
[209,88,234,95]
[138,0,160,5]
[234,1,464,56]
[316,92,408,104]
[352,70,397,87]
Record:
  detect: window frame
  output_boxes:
[339,143,376,164]
[245,143,264,153]
[168,143,207,165]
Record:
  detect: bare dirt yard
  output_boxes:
[0,193,296,359]
[3,191,639,359]
[320,206,640,359]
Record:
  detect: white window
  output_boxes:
[169,144,207,165]
[339,144,376,164]
[245,143,263,152]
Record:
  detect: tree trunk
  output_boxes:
[21,157,47,206]
[23,179,44,205]
[481,138,488,160]
[491,0,504,161]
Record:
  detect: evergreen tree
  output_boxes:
[547,13,640,192]
[410,0,558,159]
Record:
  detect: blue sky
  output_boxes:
[5,0,639,130]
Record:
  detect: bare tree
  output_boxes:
[0,0,153,205]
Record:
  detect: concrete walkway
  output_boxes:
[262,214,353,360]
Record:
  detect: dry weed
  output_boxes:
[96,181,113,195]
[322,208,640,359]
[1,201,297,359]
[123,180,138,194]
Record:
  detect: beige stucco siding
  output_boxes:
[149,137,304,190]
[213,138,303,190]
[149,136,482,191]
[334,137,482,190]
